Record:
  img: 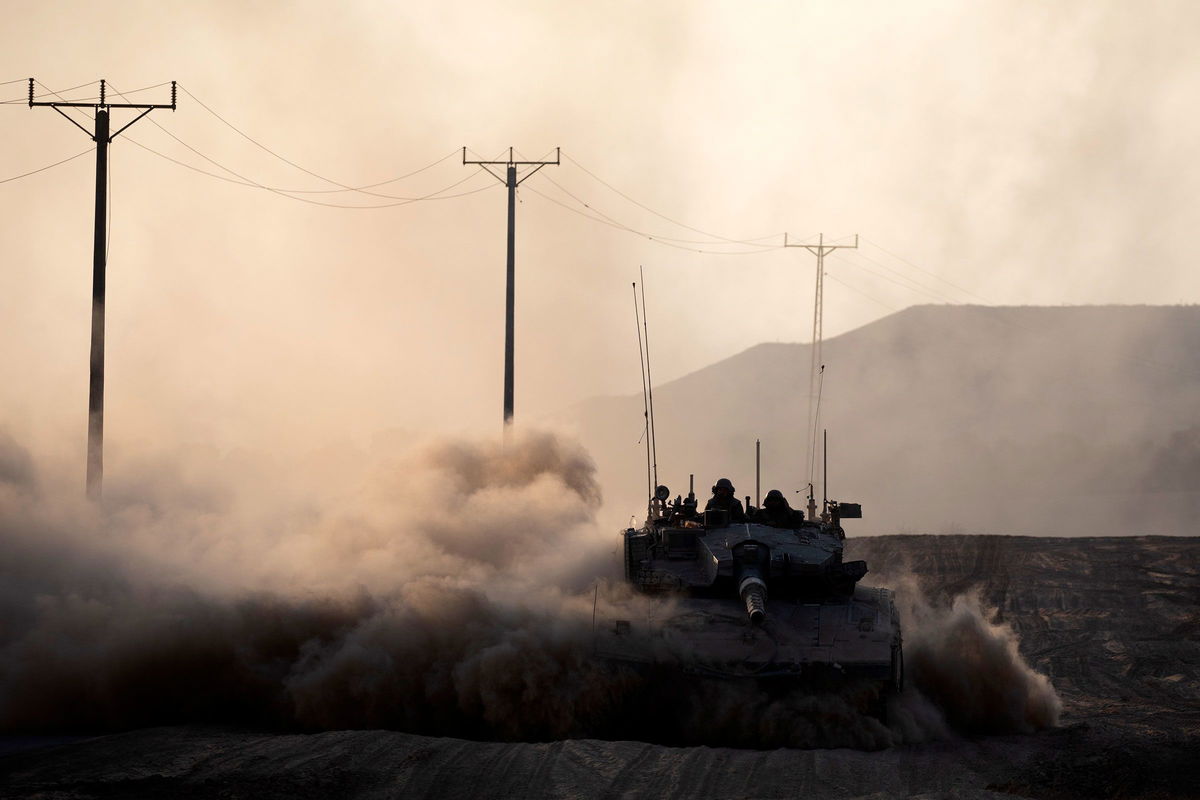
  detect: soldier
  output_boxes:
[705,477,747,522]
[753,489,805,528]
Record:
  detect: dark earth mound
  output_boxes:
[2,535,1196,799]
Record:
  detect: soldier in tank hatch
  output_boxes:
[752,489,805,528]
[705,477,747,522]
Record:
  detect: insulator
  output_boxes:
[171,81,177,109]
[27,78,33,106]
[99,79,105,106]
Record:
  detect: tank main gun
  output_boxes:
[733,540,770,624]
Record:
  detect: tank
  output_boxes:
[598,483,903,708]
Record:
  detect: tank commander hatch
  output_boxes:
[705,477,747,522]
[752,488,805,528]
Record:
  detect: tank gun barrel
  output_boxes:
[738,575,767,625]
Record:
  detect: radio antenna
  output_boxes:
[755,439,761,508]
[808,364,826,495]
[823,428,829,521]
[633,282,652,507]
[639,266,659,491]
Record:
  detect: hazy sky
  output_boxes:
[2,0,1197,471]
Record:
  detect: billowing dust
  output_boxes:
[0,428,1058,748]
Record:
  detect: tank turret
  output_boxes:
[606,484,902,706]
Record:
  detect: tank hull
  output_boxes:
[596,584,902,690]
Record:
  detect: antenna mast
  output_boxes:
[823,428,829,521]
[755,439,761,508]
[783,232,858,492]
[633,282,653,510]
[639,267,659,491]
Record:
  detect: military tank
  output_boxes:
[599,479,903,707]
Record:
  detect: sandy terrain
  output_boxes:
[1,534,1196,799]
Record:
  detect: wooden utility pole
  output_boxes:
[29,79,176,500]
[462,147,559,433]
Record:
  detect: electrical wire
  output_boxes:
[513,146,778,248]
[526,182,777,255]
[525,180,779,255]
[1,81,104,105]
[562,151,783,245]
[40,79,100,94]
[115,81,171,95]
[542,172,778,247]
[34,80,94,121]
[1,95,104,105]
[0,149,91,185]
[180,83,336,180]
[265,150,462,195]
[127,136,497,209]
[107,83,465,200]
[823,271,900,312]
[862,236,990,302]
[830,251,961,306]
[512,146,787,251]
[844,249,965,304]
[178,84,460,199]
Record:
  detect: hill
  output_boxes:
[568,305,1200,534]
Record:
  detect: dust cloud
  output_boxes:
[899,588,1062,735]
[0,428,1057,748]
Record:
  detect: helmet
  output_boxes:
[764,489,785,503]
[712,477,735,493]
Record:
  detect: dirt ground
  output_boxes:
[1,535,1196,800]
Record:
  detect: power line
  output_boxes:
[824,271,899,311]
[33,80,95,123]
[178,84,459,200]
[562,152,782,245]
[830,251,962,305]
[862,236,989,302]
[108,84,471,203]
[127,135,495,208]
[272,150,462,195]
[2,93,100,104]
[844,248,965,304]
[0,149,91,184]
[524,181,778,255]
[115,81,172,95]
[519,148,785,253]
[180,83,354,191]
[124,130,460,196]
[25,80,100,117]
[541,172,778,247]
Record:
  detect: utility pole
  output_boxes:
[462,147,559,432]
[784,232,857,486]
[29,78,176,500]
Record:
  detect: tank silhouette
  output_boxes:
[600,481,903,705]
